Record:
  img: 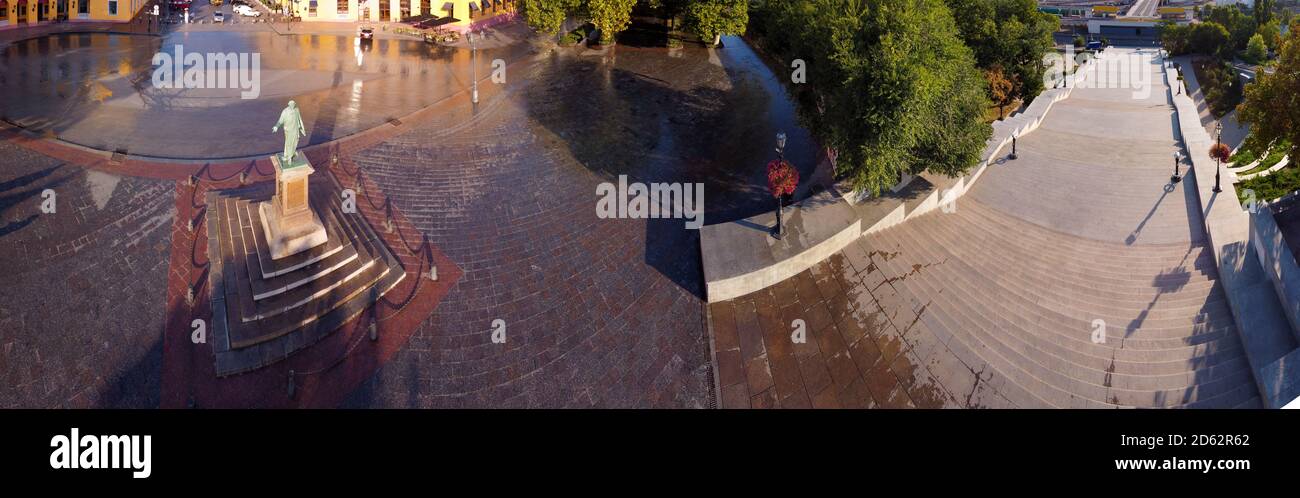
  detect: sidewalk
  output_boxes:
[1171,54,1250,152]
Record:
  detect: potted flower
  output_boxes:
[767,158,799,239]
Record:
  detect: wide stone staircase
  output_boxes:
[862,199,1261,408]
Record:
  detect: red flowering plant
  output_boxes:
[767,159,799,198]
[1208,143,1232,163]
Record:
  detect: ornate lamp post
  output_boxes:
[1211,122,1226,193]
[1009,134,1018,160]
[1171,151,1182,184]
[768,132,798,240]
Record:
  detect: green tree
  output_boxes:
[1203,4,1257,50]
[1258,18,1282,51]
[1255,0,1274,26]
[1161,21,1191,55]
[1239,25,1300,164]
[753,0,992,195]
[519,0,581,37]
[1189,21,1233,59]
[1246,32,1268,63]
[684,0,748,46]
[587,0,637,44]
[945,0,1059,103]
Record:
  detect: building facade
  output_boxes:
[1,0,145,27]
[287,0,514,30]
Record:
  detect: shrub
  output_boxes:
[1238,164,1300,203]
[1245,33,1268,63]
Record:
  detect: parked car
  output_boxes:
[234,4,260,16]
[213,11,223,22]
[359,26,374,40]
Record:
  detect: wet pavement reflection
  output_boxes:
[0,31,518,159]
[2,31,818,224]
[711,240,1010,409]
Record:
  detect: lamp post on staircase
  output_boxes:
[1211,122,1227,194]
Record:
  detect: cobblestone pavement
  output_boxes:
[339,60,716,408]
[0,141,174,408]
[710,49,1260,409]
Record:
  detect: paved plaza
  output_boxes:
[0,19,819,407]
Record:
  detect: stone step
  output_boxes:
[242,196,350,280]
[873,235,1251,388]
[905,274,1251,395]
[206,175,407,375]
[879,248,1245,368]
[905,229,1236,333]
[951,195,1199,256]
[870,223,1235,345]
[867,224,1255,407]
[913,205,1229,310]
[232,196,385,324]
[237,196,360,301]
[877,222,1239,339]
[874,224,1241,351]
[920,286,1252,407]
[950,198,1218,271]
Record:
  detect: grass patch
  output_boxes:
[1239,144,1290,176]
[1231,149,1257,168]
[1238,164,1300,204]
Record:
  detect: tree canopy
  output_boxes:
[1238,24,1300,165]
[1202,4,1258,51]
[520,0,582,36]
[944,0,1059,103]
[683,0,749,46]
[1162,21,1233,59]
[587,0,638,42]
[1246,33,1268,63]
[753,0,992,195]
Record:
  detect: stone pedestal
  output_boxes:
[260,152,327,260]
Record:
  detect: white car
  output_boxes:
[234,4,261,16]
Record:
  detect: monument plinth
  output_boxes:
[203,99,405,376]
[260,151,327,259]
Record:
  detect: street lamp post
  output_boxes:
[1213,122,1224,193]
[1171,151,1184,184]
[1009,134,1018,160]
[773,132,787,240]
[470,31,479,105]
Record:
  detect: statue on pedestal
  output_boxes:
[272,100,307,164]
[260,100,327,260]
